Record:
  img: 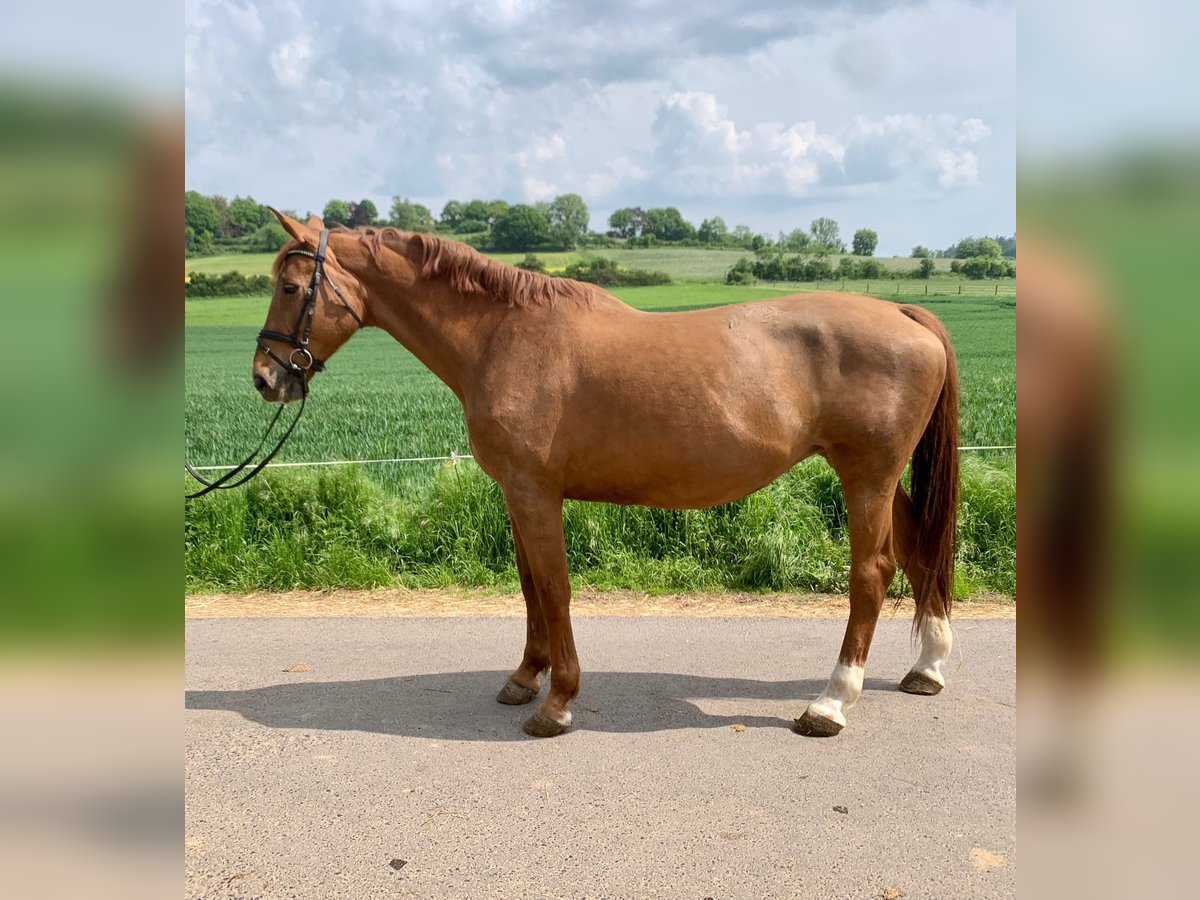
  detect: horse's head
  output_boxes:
[253,208,367,403]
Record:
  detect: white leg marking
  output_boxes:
[911,615,954,686]
[806,662,865,727]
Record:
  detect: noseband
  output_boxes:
[185,228,361,499]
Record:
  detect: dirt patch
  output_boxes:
[969,847,1009,871]
[185,587,1014,620]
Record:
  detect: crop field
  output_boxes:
[186,247,969,283]
[186,280,1014,599]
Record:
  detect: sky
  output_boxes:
[184,0,1015,256]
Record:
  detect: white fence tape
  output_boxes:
[188,445,1014,473]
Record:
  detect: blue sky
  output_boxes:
[185,0,1014,255]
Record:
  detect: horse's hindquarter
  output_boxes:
[466,294,945,507]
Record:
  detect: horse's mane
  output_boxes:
[311,226,596,309]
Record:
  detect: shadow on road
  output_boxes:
[186,670,899,741]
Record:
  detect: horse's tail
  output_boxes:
[899,305,960,632]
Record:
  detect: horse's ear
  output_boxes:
[305,213,324,230]
[267,206,316,246]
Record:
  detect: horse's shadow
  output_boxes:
[186,670,898,741]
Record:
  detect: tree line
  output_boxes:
[729,233,1016,285]
[184,190,1015,263]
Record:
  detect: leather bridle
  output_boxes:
[185,228,361,499]
[255,228,362,376]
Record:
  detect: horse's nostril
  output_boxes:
[253,374,267,392]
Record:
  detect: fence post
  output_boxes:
[995,284,998,296]
[866,282,870,293]
[841,279,845,291]
[958,284,962,295]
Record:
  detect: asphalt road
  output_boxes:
[186,616,1015,898]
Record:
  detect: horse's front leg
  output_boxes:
[496,518,551,706]
[502,483,579,737]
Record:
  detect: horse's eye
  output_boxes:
[283,284,299,294]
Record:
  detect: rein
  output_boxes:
[185,228,360,500]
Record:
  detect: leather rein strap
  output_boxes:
[185,228,358,499]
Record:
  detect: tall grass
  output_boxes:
[186,456,1014,597]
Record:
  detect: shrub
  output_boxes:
[560,257,670,287]
[915,257,936,279]
[725,257,755,285]
[185,271,273,298]
[959,256,1015,279]
[516,253,547,273]
[251,221,289,252]
[805,257,834,281]
[854,258,887,279]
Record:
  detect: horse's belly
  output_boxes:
[564,442,809,509]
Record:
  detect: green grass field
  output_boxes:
[186,281,1014,597]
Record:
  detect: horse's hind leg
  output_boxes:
[893,486,953,695]
[795,462,898,737]
[496,518,551,706]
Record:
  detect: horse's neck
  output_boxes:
[363,274,496,401]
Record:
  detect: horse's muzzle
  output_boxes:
[252,364,305,404]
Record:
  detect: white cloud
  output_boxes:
[649,93,989,198]
[269,35,314,88]
[937,149,980,187]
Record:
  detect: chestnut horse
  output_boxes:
[255,209,959,738]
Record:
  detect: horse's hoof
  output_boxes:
[899,670,944,696]
[496,681,538,705]
[522,710,571,738]
[792,709,844,737]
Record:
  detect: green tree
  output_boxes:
[348,199,379,228]
[439,200,465,231]
[954,236,1002,258]
[781,227,811,252]
[251,221,290,252]
[461,199,492,224]
[323,199,351,227]
[226,195,267,237]
[184,191,220,241]
[547,193,590,249]
[389,197,435,231]
[809,217,842,252]
[698,216,729,244]
[484,200,510,227]
[851,228,878,256]
[911,245,931,258]
[731,224,755,247]
[607,207,645,238]
[915,257,936,279]
[491,204,550,250]
[645,207,695,241]
[210,195,234,239]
